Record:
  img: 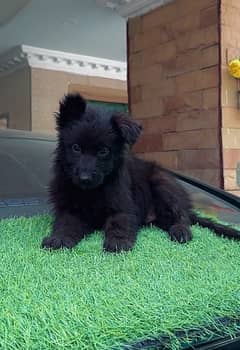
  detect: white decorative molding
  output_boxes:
[0,45,127,80]
[97,0,173,18]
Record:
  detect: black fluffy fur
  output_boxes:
[41,93,240,252]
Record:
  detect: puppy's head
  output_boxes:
[56,93,142,190]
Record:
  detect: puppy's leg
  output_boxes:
[150,169,193,243]
[103,213,139,253]
[41,213,91,250]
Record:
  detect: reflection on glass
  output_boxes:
[180,181,240,225]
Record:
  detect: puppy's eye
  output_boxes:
[72,144,81,153]
[97,146,110,157]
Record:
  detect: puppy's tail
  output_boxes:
[190,213,240,240]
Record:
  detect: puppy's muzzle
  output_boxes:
[79,172,93,187]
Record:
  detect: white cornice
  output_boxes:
[97,0,173,18]
[0,45,127,80]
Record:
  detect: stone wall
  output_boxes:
[221,0,240,196]
[128,0,222,187]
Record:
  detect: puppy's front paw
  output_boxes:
[103,236,134,253]
[169,224,193,244]
[41,235,76,250]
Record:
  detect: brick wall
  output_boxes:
[221,0,240,196]
[128,0,222,186]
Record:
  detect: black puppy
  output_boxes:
[41,93,240,252]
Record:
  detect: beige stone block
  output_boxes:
[139,151,179,169]
[222,128,240,148]
[139,115,177,133]
[176,71,202,93]
[175,67,219,93]
[170,12,200,38]
[176,0,217,17]
[144,97,165,118]
[223,149,240,168]
[154,41,177,63]
[163,128,218,150]
[230,0,240,9]
[200,66,219,89]
[203,87,219,109]
[201,45,219,68]
[131,102,147,118]
[128,16,142,37]
[228,190,240,197]
[177,108,219,131]
[131,85,142,104]
[166,51,201,77]
[142,78,176,99]
[129,67,143,87]
[221,26,239,48]
[133,133,163,153]
[130,33,144,53]
[142,2,178,30]
[200,4,218,28]
[223,169,238,190]
[142,25,174,49]
[221,67,238,108]
[131,98,165,118]
[178,149,220,169]
[222,108,240,128]
[164,91,203,114]
[142,64,163,85]
[176,25,218,53]
[142,47,157,66]
[221,4,240,27]
[180,168,220,186]
[129,51,143,69]
[226,47,240,65]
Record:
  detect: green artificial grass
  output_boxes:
[0,215,240,350]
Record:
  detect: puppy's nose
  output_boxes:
[79,173,92,184]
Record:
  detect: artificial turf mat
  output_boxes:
[0,215,240,350]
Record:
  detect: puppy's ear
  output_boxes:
[111,114,142,145]
[56,93,86,129]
